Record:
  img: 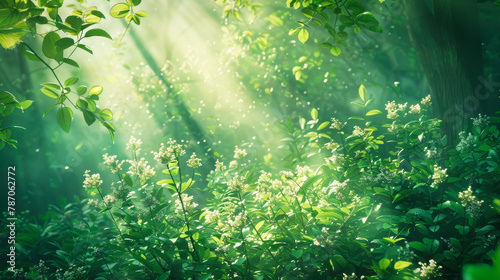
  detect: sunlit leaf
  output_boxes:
[57,106,73,133]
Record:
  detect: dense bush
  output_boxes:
[4,89,500,279]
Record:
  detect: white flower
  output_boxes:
[330,118,346,130]
[83,170,102,189]
[126,136,142,151]
[152,139,186,164]
[385,101,397,112]
[459,186,484,219]
[234,146,247,159]
[421,95,432,107]
[325,141,340,151]
[387,110,399,119]
[229,160,238,169]
[431,165,447,185]
[205,210,220,223]
[103,153,123,173]
[175,193,198,215]
[456,131,478,152]
[187,153,202,168]
[352,126,365,137]
[128,158,155,183]
[471,114,489,127]
[414,260,442,278]
[409,104,421,114]
[215,159,226,172]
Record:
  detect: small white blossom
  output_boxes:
[152,139,186,164]
[126,136,142,151]
[456,131,478,152]
[421,95,432,107]
[330,118,346,130]
[103,153,123,173]
[352,126,365,137]
[215,159,226,172]
[409,104,421,114]
[459,186,484,219]
[234,146,248,159]
[325,141,340,151]
[128,158,155,183]
[414,260,442,279]
[83,170,102,189]
[471,114,489,127]
[175,194,198,215]
[229,160,238,169]
[431,165,447,185]
[187,153,202,168]
[385,101,397,112]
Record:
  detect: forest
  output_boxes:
[1,0,500,279]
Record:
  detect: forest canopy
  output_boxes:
[1,0,500,279]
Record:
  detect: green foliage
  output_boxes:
[6,88,500,279]
[0,91,31,149]
[0,0,147,147]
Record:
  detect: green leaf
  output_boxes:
[317,121,329,131]
[298,28,309,43]
[89,85,103,96]
[311,108,318,120]
[0,91,17,104]
[57,106,73,133]
[110,3,130,18]
[84,28,112,40]
[366,109,382,116]
[359,84,367,101]
[379,258,391,271]
[76,99,88,109]
[354,26,361,34]
[330,46,341,56]
[41,88,59,98]
[77,44,93,54]
[55,37,74,50]
[356,12,382,33]
[65,15,83,31]
[42,31,61,59]
[394,261,412,270]
[76,85,87,95]
[17,100,32,109]
[127,0,142,6]
[64,77,79,87]
[135,10,148,17]
[123,173,133,186]
[62,58,79,68]
[82,110,96,126]
[98,109,113,121]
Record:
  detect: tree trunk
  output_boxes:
[403,0,484,145]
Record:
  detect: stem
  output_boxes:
[22,42,63,87]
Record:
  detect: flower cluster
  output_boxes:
[234,146,247,159]
[103,153,123,173]
[126,136,142,152]
[456,131,478,152]
[352,126,365,137]
[330,118,346,130]
[414,260,442,279]
[409,104,421,115]
[152,139,186,164]
[397,241,417,261]
[56,264,87,280]
[187,153,202,168]
[471,114,489,127]
[174,193,198,215]
[342,273,365,280]
[385,101,410,119]
[215,159,226,172]
[431,165,447,185]
[128,158,155,183]
[324,141,340,151]
[421,94,432,107]
[83,170,102,189]
[227,174,246,191]
[458,186,484,219]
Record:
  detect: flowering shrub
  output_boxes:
[4,87,500,279]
